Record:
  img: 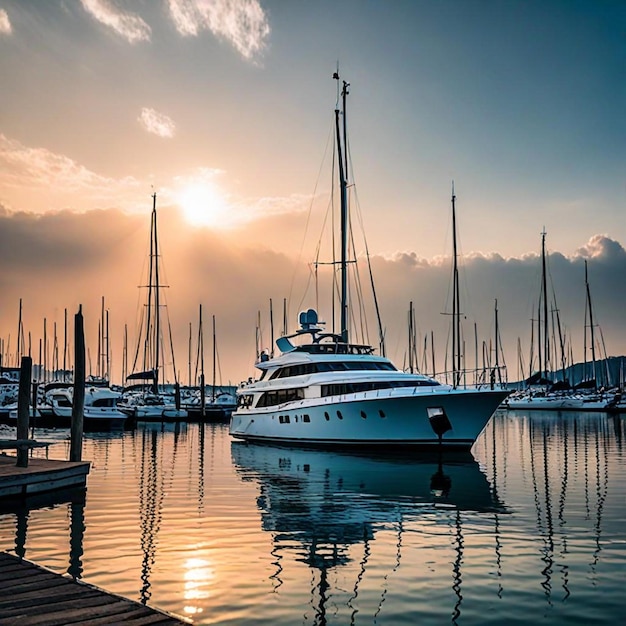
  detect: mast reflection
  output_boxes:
[232,443,505,624]
[487,410,616,608]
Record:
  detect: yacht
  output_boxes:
[49,386,130,430]
[230,310,507,449]
[231,74,507,448]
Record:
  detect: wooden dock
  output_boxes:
[0,452,90,499]
[0,552,189,625]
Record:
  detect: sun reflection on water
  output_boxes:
[182,556,214,616]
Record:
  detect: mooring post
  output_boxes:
[31,381,38,438]
[16,356,32,468]
[70,306,85,462]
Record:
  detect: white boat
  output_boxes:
[230,74,508,450]
[505,387,620,412]
[120,389,188,422]
[49,386,129,430]
[230,310,507,449]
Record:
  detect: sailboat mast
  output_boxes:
[408,302,414,374]
[212,314,217,401]
[541,228,549,379]
[585,260,597,386]
[451,183,460,387]
[269,299,274,358]
[494,300,499,381]
[431,330,436,379]
[152,193,160,393]
[63,308,67,380]
[199,304,205,416]
[334,73,349,344]
[16,298,23,366]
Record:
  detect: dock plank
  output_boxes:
[0,553,189,625]
[0,454,89,498]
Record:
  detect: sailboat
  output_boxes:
[229,74,508,449]
[183,308,236,422]
[121,193,187,421]
[505,249,619,412]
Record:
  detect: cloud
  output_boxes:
[80,0,151,43]
[0,134,313,229]
[138,108,176,138]
[1,134,116,190]
[0,134,142,212]
[573,234,626,261]
[0,9,11,35]
[0,206,624,386]
[167,0,270,61]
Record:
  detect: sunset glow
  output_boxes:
[176,182,231,229]
[0,1,623,385]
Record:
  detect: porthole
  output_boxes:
[360,411,367,419]
[324,412,330,421]
[337,410,343,420]
[379,410,386,418]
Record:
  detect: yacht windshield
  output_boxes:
[269,361,396,380]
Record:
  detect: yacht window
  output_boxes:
[266,360,396,379]
[92,398,115,408]
[238,394,254,408]
[257,387,305,407]
[321,379,439,397]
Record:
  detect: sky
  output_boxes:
[0,0,624,385]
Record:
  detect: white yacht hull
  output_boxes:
[230,387,507,448]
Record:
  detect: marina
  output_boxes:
[0,4,624,625]
[0,411,624,625]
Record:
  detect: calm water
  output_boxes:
[0,410,624,625]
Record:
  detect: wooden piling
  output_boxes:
[30,381,38,438]
[70,307,85,463]
[16,357,32,468]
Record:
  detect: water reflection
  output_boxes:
[232,443,504,624]
[0,413,623,625]
[0,486,86,575]
[474,410,623,609]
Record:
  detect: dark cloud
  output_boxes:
[1,208,624,384]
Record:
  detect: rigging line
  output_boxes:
[348,218,369,345]
[143,206,156,376]
[295,261,318,320]
[215,330,224,388]
[167,316,178,385]
[194,314,202,384]
[352,184,385,354]
[287,117,335,321]
[130,222,151,377]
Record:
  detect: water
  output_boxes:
[0,410,624,625]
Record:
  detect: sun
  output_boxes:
[177,182,229,228]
